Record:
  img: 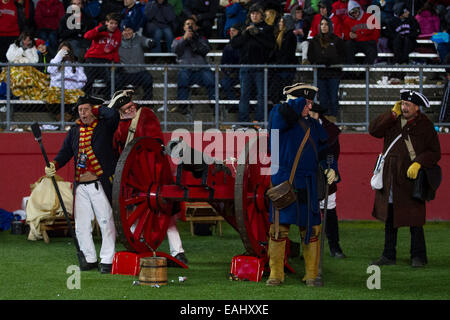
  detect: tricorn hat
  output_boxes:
[76,95,105,107]
[107,89,135,109]
[283,83,318,100]
[400,89,430,108]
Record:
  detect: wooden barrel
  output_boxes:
[138,257,167,286]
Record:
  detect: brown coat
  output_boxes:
[369,110,441,227]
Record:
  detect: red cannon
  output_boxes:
[111,131,296,276]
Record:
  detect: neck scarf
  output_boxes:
[75,119,103,180]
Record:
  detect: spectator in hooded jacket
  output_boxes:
[308,1,343,40]
[34,0,65,54]
[58,0,96,61]
[269,15,298,106]
[308,16,345,122]
[388,2,420,64]
[120,0,146,34]
[182,0,220,38]
[144,0,177,53]
[343,0,380,64]
[83,12,122,97]
[230,3,275,124]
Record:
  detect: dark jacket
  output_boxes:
[271,17,297,65]
[369,110,441,227]
[53,106,120,203]
[389,15,421,40]
[183,0,219,24]
[144,0,176,30]
[230,20,275,64]
[120,3,146,32]
[99,0,124,22]
[220,43,240,76]
[319,114,341,194]
[58,11,96,43]
[308,32,345,79]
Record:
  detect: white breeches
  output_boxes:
[74,182,116,264]
[167,213,184,257]
[319,192,337,210]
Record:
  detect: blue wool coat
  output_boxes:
[268,97,337,243]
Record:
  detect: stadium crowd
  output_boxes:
[0,0,449,121]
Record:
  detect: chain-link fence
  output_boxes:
[0,62,449,132]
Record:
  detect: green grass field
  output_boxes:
[1,220,450,300]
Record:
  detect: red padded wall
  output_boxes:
[1,132,448,220]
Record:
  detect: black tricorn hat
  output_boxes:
[72,95,104,112]
[107,89,135,109]
[400,89,430,108]
[283,83,318,100]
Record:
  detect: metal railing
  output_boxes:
[0,62,449,131]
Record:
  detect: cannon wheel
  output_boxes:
[112,137,174,253]
[234,135,271,257]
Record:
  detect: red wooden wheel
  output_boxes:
[234,135,271,258]
[112,137,174,253]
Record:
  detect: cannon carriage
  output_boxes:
[111,131,295,274]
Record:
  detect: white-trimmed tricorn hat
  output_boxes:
[400,89,430,108]
[283,83,318,100]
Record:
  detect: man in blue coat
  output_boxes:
[267,83,338,287]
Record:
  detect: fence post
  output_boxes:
[264,66,268,128]
[163,66,168,132]
[6,65,11,131]
[215,64,220,129]
[419,66,423,94]
[60,64,66,129]
[365,66,370,129]
[110,65,115,98]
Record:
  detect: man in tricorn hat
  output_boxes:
[110,89,189,266]
[369,90,441,268]
[44,95,120,274]
[267,83,339,287]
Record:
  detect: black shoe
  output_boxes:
[79,261,98,271]
[411,257,426,268]
[167,253,188,267]
[330,247,346,259]
[370,255,396,266]
[99,263,112,274]
[175,252,188,264]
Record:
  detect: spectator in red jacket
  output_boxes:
[0,0,21,62]
[83,12,122,98]
[34,0,65,54]
[343,0,380,64]
[331,0,348,28]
